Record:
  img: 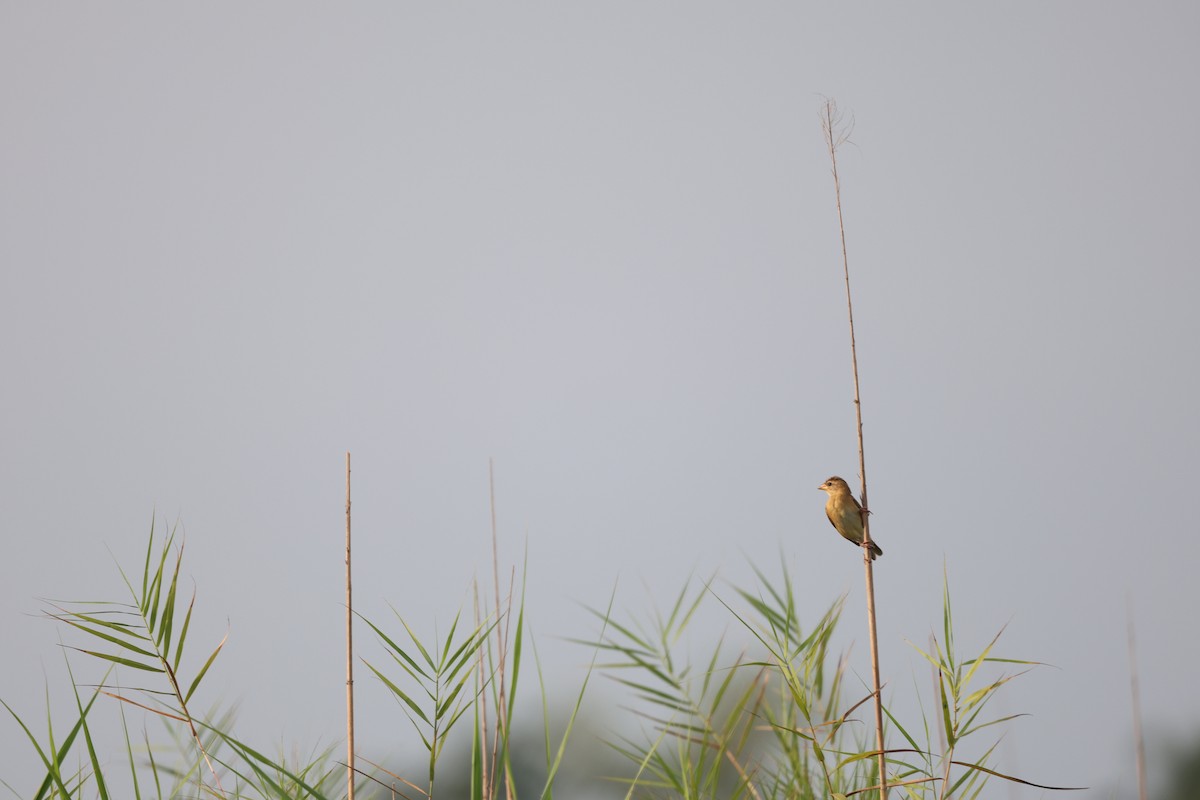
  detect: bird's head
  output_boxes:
[818,476,851,495]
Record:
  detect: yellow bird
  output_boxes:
[818,476,882,560]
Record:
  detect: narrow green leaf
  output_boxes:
[385,648,434,687]
[879,693,922,753]
[204,726,333,799]
[173,589,196,673]
[69,681,109,800]
[582,605,651,651]
[439,608,463,668]
[2,698,70,800]
[357,613,431,680]
[444,622,495,680]
[435,675,469,720]
[470,702,484,800]
[941,757,1086,791]
[537,581,615,800]
[609,676,688,710]
[507,594,526,722]
[442,694,479,738]
[364,661,431,725]
[48,606,147,637]
[115,702,143,800]
[157,545,185,658]
[55,617,159,658]
[959,626,1007,692]
[147,527,176,626]
[72,649,164,673]
[182,630,227,705]
[396,613,437,670]
[960,713,1028,739]
[140,517,156,610]
[939,666,955,747]
[942,564,956,671]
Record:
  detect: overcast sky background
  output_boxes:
[3,3,1199,798]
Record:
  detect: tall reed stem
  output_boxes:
[822,98,887,799]
[1128,595,1148,800]
[345,452,356,800]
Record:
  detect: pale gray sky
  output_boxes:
[2,3,1199,797]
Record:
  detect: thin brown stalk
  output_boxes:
[356,755,428,799]
[104,669,231,796]
[1127,594,1148,800]
[722,748,764,800]
[822,97,888,799]
[159,640,227,797]
[346,451,356,800]
[645,713,762,800]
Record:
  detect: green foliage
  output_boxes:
[38,519,230,797]
[1,675,105,800]
[587,563,871,799]
[359,605,497,797]
[1156,730,1200,800]
[887,570,1082,799]
[0,523,347,800]
[589,562,1071,799]
[1,523,1072,800]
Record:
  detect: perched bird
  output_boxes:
[817,476,882,560]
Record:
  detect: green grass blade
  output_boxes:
[173,590,196,673]
[363,661,432,726]
[157,546,182,658]
[72,648,165,673]
[537,582,613,800]
[70,684,109,800]
[54,616,159,659]
[396,613,437,671]
[145,528,175,629]
[116,702,144,800]
[439,608,463,668]
[958,626,1006,693]
[938,666,955,747]
[140,516,156,608]
[357,612,432,680]
[183,630,227,705]
[941,564,956,672]
[2,697,74,800]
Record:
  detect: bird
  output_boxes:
[817,476,882,560]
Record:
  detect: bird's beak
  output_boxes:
[816,483,825,491]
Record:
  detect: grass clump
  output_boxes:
[2,523,1075,799]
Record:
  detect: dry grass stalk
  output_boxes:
[821,97,888,799]
[1127,595,1148,800]
[346,451,356,800]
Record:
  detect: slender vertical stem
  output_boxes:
[488,459,510,798]
[823,98,887,799]
[1128,595,1148,800]
[345,452,356,800]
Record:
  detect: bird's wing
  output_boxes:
[825,506,840,530]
